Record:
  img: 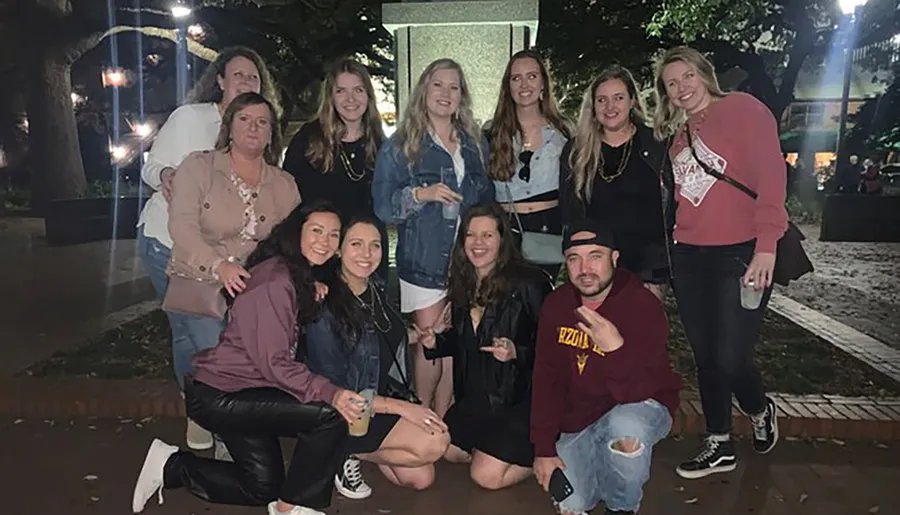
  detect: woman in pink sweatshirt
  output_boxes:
[653,46,788,481]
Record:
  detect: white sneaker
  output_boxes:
[266,501,326,515]
[334,456,372,499]
[186,418,213,450]
[132,438,178,513]
[214,439,233,462]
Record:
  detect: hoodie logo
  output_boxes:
[671,135,727,207]
[576,353,589,375]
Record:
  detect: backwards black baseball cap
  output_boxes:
[562,219,617,252]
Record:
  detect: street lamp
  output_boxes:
[102,68,128,88]
[835,0,869,181]
[171,1,192,18]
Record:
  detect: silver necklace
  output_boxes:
[356,284,392,333]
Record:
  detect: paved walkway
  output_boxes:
[0,218,156,376]
[4,416,897,515]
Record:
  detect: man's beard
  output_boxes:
[573,272,614,298]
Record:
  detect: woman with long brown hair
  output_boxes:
[283,59,388,278]
[419,202,552,490]
[486,49,571,277]
[559,65,672,298]
[654,46,786,480]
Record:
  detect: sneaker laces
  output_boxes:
[343,457,364,488]
[751,410,768,441]
[692,436,721,463]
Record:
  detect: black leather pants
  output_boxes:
[164,378,348,509]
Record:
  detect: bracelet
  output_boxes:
[412,187,420,204]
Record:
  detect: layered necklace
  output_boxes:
[338,142,366,182]
[598,124,635,183]
[356,283,392,333]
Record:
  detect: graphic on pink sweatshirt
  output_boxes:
[671,135,728,207]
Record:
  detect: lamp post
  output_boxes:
[836,0,868,171]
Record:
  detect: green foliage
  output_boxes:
[646,0,768,41]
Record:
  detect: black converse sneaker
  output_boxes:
[750,396,779,454]
[334,456,372,499]
[675,436,737,479]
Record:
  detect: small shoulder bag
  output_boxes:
[503,183,564,265]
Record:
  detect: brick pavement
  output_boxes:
[2,378,900,441]
[4,416,897,515]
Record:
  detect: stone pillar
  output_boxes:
[383,0,539,125]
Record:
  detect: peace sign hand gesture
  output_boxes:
[575,306,624,353]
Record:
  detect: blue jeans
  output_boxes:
[137,229,225,389]
[556,399,672,513]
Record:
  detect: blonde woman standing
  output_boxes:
[559,65,672,297]
[653,46,787,480]
[372,59,495,418]
[485,49,571,278]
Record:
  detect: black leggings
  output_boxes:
[164,379,348,508]
[672,241,770,435]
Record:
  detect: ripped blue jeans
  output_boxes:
[555,399,672,513]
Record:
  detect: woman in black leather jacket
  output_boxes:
[419,202,553,490]
[559,65,675,298]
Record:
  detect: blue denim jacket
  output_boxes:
[494,125,568,203]
[305,308,380,393]
[372,131,495,289]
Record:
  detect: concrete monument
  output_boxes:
[383,0,540,124]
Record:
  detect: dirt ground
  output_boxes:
[778,224,900,348]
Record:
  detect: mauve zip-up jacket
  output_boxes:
[192,257,339,405]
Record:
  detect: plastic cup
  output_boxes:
[442,201,460,220]
[348,388,375,437]
[739,278,764,310]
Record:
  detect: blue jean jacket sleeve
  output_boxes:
[373,141,425,224]
[305,314,351,389]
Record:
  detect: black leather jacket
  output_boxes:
[559,124,675,284]
[424,270,553,410]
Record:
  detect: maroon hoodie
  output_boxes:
[530,268,682,457]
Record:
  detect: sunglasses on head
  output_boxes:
[518,150,533,182]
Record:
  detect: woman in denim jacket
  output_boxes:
[306,217,451,500]
[373,58,495,418]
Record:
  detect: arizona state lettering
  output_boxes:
[558,326,606,374]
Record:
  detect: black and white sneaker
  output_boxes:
[750,396,779,454]
[675,436,737,479]
[334,456,372,499]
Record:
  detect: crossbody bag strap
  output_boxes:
[503,182,527,234]
[684,125,759,200]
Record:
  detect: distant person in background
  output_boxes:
[373,58,495,418]
[136,46,279,453]
[283,59,388,280]
[859,159,883,195]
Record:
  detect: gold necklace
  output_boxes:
[338,143,366,182]
[598,127,635,183]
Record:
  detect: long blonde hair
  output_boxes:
[395,59,482,165]
[652,46,727,141]
[487,50,571,181]
[569,65,647,202]
[305,59,385,173]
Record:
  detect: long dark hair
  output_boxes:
[322,215,385,352]
[487,49,571,181]
[448,203,538,308]
[214,92,283,165]
[243,201,343,327]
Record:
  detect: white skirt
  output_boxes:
[399,279,447,314]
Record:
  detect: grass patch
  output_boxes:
[22,292,900,398]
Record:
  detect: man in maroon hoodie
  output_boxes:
[531,220,682,515]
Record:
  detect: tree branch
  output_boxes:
[68,25,218,65]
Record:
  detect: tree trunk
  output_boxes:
[26,52,88,209]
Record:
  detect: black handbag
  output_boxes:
[684,128,813,286]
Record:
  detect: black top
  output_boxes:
[361,284,413,400]
[564,129,667,281]
[282,120,375,220]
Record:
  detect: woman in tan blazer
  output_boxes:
[165,92,300,436]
